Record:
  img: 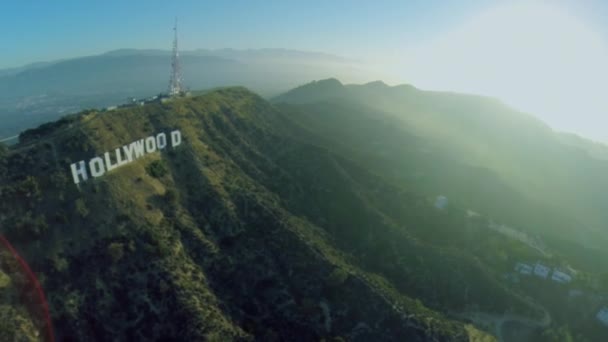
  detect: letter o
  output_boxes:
[156,133,167,150]
[145,136,157,153]
[89,157,106,177]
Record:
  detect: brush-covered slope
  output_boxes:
[274,79,608,271]
[0,263,40,341]
[0,88,540,341]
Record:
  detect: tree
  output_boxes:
[16,176,41,200]
[107,242,125,263]
[326,268,349,287]
[165,188,178,205]
[0,305,38,342]
[8,213,48,241]
[146,160,168,178]
[75,198,89,218]
[541,325,574,342]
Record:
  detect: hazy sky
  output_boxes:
[0,0,491,67]
[2,0,608,141]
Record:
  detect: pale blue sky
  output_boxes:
[1,0,600,68]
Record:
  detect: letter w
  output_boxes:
[124,139,145,161]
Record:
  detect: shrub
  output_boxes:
[146,160,168,178]
[107,242,125,263]
[326,268,349,287]
[75,198,89,218]
[165,188,178,205]
[8,214,48,241]
[16,176,41,200]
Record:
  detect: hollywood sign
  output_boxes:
[70,130,182,184]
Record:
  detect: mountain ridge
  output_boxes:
[0,48,356,75]
[0,87,537,341]
[0,50,372,140]
[3,80,608,340]
[273,78,608,268]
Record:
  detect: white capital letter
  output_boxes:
[122,143,135,162]
[156,133,167,150]
[132,140,145,159]
[115,147,128,166]
[89,157,106,177]
[70,160,88,184]
[104,152,117,171]
[171,130,182,147]
[145,136,157,153]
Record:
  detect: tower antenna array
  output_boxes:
[168,17,183,96]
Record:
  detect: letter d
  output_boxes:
[171,130,182,147]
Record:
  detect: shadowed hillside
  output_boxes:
[0,88,533,341]
[275,79,608,272]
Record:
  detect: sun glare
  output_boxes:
[404,3,608,140]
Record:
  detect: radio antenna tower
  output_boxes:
[168,17,183,96]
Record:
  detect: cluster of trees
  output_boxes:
[146,160,168,178]
[540,325,576,342]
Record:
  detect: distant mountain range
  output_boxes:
[0,49,370,139]
[102,48,356,64]
[0,60,61,78]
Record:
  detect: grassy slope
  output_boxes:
[274,79,608,273]
[0,88,520,341]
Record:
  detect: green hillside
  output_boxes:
[0,88,518,341]
[272,79,608,341]
[275,79,608,272]
[3,82,608,340]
